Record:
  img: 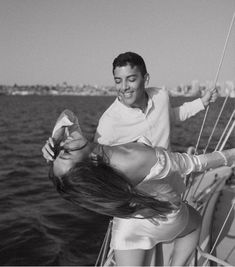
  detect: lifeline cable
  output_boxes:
[218,120,235,151]
[214,109,235,151]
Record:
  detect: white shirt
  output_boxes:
[95,87,204,149]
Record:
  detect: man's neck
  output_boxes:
[117,91,149,112]
[138,92,148,113]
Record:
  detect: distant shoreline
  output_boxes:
[0,82,234,97]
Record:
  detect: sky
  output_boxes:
[0,0,234,88]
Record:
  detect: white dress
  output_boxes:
[110,146,202,250]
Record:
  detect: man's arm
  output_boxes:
[171,88,218,121]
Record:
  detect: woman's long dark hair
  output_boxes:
[49,158,180,220]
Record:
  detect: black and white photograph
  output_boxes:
[0,0,234,266]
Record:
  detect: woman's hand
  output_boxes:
[42,137,55,162]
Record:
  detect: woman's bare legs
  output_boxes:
[114,247,155,266]
[170,205,202,266]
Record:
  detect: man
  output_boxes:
[95,51,217,149]
[94,51,217,265]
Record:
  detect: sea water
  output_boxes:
[0,95,234,265]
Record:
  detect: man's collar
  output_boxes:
[115,91,153,115]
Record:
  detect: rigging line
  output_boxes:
[194,107,208,154]
[194,12,235,154]
[218,119,235,151]
[95,220,113,267]
[190,112,234,198]
[182,174,194,200]
[95,233,107,267]
[203,198,235,266]
[214,109,235,151]
[186,13,235,198]
[191,172,207,199]
[203,95,229,154]
[197,246,231,266]
[183,172,205,201]
[101,221,113,266]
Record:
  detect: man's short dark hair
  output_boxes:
[112,52,147,77]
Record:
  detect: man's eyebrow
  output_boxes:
[114,74,137,79]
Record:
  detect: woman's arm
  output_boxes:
[166,149,235,176]
[197,149,235,170]
[144,147,235,182]
[110,141,235,184]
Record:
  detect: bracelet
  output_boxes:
[194,155,204,172]
[183,153,195,173]
[214,151,228,166]
[195,154,208,171]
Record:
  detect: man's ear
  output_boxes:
[144,73,150,86]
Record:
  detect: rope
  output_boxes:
[214,109,235,151]
[197,246,232,266]
[95,220,113,267]
[194,12,235,155]
[191,172,207,199]
[218,119,235,151]
[203,198,235,266]
[190,121,234,198]
[101,221,113,266]
[194,107,209,154]
[183,172,205,201]
[203,96,229,154]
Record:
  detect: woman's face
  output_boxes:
[53,135,90,178]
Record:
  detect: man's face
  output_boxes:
[113,64,147,108]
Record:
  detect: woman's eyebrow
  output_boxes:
[64,141,88,151]
[59,155,70,160]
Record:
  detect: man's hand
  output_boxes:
[201,88,218,107]
[42,137,55,162]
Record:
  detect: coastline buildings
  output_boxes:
[168,80,235,98]
[0,80,234,97]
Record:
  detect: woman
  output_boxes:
[42,110,235,266]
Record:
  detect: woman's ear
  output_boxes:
[144,73,150,86]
